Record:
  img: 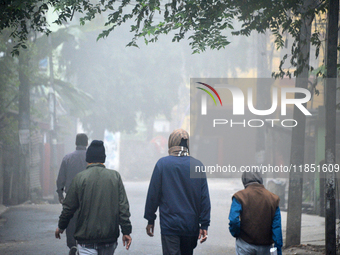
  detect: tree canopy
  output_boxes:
[1,0,330,78]
[0,0,51,54]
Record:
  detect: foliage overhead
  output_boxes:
[53,0,330,77]
[1,0,330,77]
[0,0,53,55]
[232,0,327,78]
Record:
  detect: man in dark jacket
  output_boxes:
[228,171,283,255]
[55,140,132,255]
[56,133,88,255]
[144,129,211,255]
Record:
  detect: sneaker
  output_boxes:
[69,246,78,255]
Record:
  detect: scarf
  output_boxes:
[168,129,190,156]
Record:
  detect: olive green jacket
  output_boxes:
[58,163,132,244]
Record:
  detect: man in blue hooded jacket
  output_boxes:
[144,129,211,255]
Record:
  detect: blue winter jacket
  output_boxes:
[144,155,211,236]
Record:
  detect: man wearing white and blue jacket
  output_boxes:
[144,129,211,255]
[228,171,283,255]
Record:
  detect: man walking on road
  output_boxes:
[56,133,88,255]
[55,140,132,255]
[228,171,283,255]
[144,129,211,255]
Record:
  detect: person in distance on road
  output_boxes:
[56,133,88,255]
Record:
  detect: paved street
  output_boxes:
[0,179,325,254]
[0,180,238,255]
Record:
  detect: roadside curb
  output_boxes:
[283,244,325,255]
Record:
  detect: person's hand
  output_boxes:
[146,224,154,237]
[58,195,64,204]
[198,229,208,243]
[122,235,132,250]
[55,227,64,239]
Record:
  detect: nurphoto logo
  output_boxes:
[196,82,311,117]
[190,78,321,179]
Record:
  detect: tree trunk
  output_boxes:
[255,32,271,165]
[18,50,30,204]
[325,0,339,253]
[285,2,313,246]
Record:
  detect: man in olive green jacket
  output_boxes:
[55,140,132,255]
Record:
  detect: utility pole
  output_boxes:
[325,0,338,253]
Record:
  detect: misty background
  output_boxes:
[0,0,331,222]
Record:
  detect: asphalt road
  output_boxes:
[0,179,240,255]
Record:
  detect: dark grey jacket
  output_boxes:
[56,146,87,197]
[58,164,132,244]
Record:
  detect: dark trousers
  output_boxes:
[66,211,78,249]
[161,235,198,255]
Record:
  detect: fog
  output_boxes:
[46,15,263,179]
[30,12,329,204]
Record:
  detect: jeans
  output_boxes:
[235,238,271,255]
[77,242,118,255]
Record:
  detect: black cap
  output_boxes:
[76,133,88,146]
[86,140,106,163]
